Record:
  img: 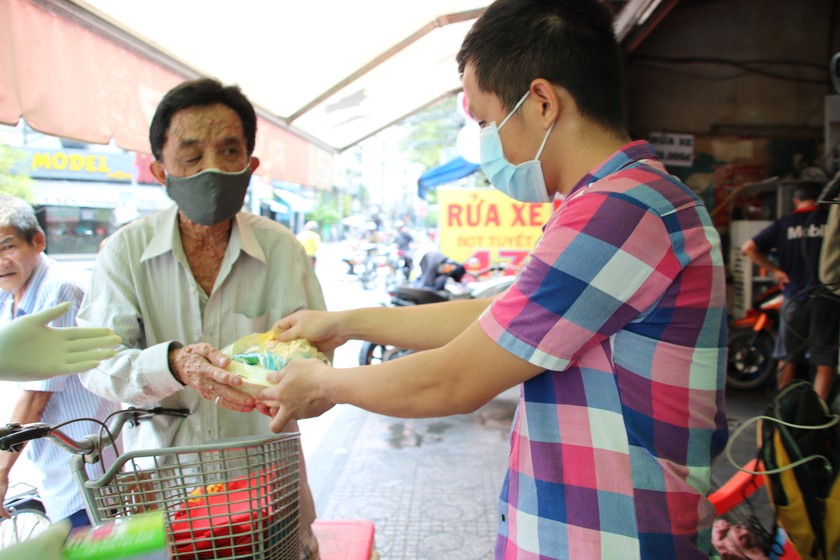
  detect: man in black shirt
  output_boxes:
[742,182,839,399]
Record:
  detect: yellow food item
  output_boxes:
[186,482,226,506]
[220,330,329,395]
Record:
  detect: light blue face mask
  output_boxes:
[479,91,555,203]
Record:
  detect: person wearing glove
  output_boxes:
[0,519,70,560]
[0,194,118,529]
[0,302,119,381]
[76,78,326,559]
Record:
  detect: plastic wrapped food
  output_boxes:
[221,330,330,395]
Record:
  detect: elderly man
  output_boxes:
[77,79,326,558]
[0,195,118,529]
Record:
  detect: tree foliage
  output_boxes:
[0,145,33,201]
[398,97,464,170]
[307,195,342,226]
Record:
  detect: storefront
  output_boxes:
[16,146,172,255]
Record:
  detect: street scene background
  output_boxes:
[0,239,772,559]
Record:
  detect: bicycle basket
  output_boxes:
[83,433,300,560]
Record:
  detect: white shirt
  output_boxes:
[1,254,117,521]
[77,205,325,548]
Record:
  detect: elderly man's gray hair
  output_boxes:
[0,194,44,244]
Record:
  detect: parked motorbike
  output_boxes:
[726,284,783,390]
[358,255,517,365]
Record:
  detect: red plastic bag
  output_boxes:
[169,472,273,559]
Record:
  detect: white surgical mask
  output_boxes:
[165,164,252,226]
[479,91,554,203]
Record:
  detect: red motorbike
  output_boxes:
[726,284,783,390]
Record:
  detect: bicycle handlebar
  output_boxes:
[0,407,189,454]
[0,424,52,452]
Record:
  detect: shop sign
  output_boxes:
[19,147,135,182]
[437,189,552,271]
[648,132,694,167]
[32,181,172,211]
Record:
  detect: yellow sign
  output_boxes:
[437,188,553,272]
[31,152,111,173]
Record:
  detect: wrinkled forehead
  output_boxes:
[165,104,246,149]
[0,226,25,244]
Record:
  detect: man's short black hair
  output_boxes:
[456,0,626,134]
[793,182,822,202]
[149,78,257,161]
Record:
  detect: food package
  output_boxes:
[62,511,168,560]
[221,330,330,396]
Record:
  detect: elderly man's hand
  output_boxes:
[272,310,349,355]
[0,302,120,381]
[169,342,256,412]
[256,358,335,432]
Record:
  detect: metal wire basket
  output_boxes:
[82,433,300,560]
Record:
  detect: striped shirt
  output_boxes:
[480,141,728,559]
[1,254,117,521]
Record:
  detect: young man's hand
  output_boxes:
[256,358,336,431]
[273,310,349,354]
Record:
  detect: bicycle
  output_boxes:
[0,407,303,559]
[0,481,52,549]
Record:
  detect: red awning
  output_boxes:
[0,0,333,188]
[0,0,180,153]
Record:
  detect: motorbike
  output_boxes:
[358,254,518,365]
[342,243,390,290]
[726,284,783,390]
[390,245,414,286]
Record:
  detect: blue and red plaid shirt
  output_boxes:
[480,141,728,559]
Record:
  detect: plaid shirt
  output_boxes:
[480,141,728,559]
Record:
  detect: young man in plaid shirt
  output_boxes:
[258,1,728,558]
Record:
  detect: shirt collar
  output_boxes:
[10,253,50,317]
[234,213,267,263]
[569,140,660,196]
[141,204,179,262]
[140,205,266,264]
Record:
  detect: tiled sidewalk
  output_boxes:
[304,383,775,560]
[305,389,516,560]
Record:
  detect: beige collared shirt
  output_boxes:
[78,204,324,554]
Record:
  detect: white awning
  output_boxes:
[4,0,667,153]
[31,180,173,211]
[274,189,315,213]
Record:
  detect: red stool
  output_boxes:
[312,519,377,560]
